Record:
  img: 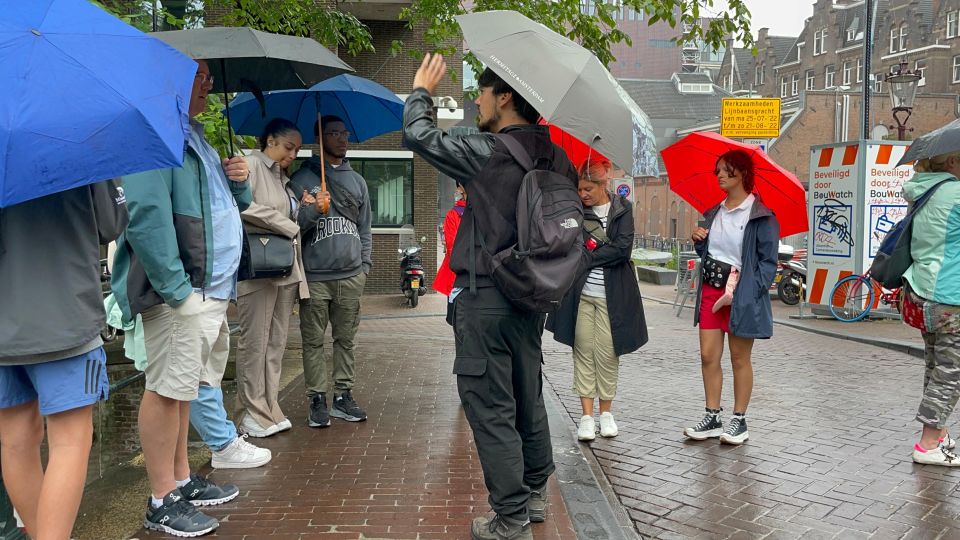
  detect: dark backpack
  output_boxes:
[869,179,952,289]
[470,135,586,312]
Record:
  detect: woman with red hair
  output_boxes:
[684,149,779,445]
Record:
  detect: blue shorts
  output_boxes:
[0,348,109,416]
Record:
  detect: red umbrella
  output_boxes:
[539,119,609,171]
[661,131,809,238]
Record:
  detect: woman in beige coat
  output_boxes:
[236,118,310,437]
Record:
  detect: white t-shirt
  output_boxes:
[708,194,755,269]
[582,202,611,298]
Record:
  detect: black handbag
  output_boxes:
[702,255,732,288]
[245,233,295,278]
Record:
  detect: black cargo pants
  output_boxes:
[451,286,555,521]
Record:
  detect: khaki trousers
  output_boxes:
[300,273,366,397]
[236,282,298,427]
[573,295,620,400]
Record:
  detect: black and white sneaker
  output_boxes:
[180,474,239,506]
[331,390,367,422]
[528,483,548,523]
[684,408,724,440]
[308,393,331,428]
[719,414,749,445]
[144,489,219,537]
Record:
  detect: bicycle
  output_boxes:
[828,271,902,322]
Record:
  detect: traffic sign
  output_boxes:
[721,98,781,138]
[616,183,631,198]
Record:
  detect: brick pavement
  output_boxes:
[133,312,577,540]
[542,301,960,540]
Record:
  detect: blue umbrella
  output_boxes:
[0,0,197,207]
[227,74,404,143]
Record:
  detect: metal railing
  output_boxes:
[633,235,695,254]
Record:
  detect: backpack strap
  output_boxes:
[497,133,535,172]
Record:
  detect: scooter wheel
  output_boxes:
[409,294,419,308]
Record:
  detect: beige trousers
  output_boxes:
[573,295,620,400]
[236,281,298,428]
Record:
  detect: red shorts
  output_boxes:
[699,283,730,333]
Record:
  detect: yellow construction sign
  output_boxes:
[720,98,781,138]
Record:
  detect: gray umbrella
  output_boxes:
[896,118,960,166]
[152,27,353,94]
[456,11,658,177]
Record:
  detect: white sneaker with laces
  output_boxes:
[598,412,618,438]
[276,418,292,432]
[941,432,956,450]
[211,435,272,469]
[577,415,596,441]
[913,443,960,466]
[240,415,281,438]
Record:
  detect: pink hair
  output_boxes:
[578,158,612,185]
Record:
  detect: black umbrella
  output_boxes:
[896,118,960,166]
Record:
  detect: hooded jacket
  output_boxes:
[288,157,372,281]
[903,172,960,306]
[694,197,779,338]
[0,180,128,364]
[546,193,649,356]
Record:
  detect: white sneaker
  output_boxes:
[598,412,618,438]
[240,415,281,438]
[577,415,596,441]
[912,443,960,466]
[211,435,272,469]
[276,418,292,432]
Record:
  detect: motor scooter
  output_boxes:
[777,259,807,306]
[398,236,428,308]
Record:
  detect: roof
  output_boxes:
[776,28,805,67]
[836,3,865,46]
[732,47,755,80]
[674,72,713,83]
[618,79,730,122]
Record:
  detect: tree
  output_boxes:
[395,0,753,77]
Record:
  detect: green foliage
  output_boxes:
[197,94,258,157]
[396,0,753,81]
[208,0,374,56]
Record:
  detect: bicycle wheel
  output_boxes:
[829,274,875,322]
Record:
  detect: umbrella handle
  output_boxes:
[316,106,329,214]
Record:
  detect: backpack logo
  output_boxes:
[560,218,579,229]
[259,237,270,247]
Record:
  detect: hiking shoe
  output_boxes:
[277,418,292,432]
[684,408,723,440]
[719,414,749,445]
[240,414,280,438]
[577,415,596,441]
[181,473,239,506]
[470,514,533,540]
[331,390,367,422]
[144,489,219,537]
[528,484,548,523]
[308,393,331,427]
[913,443,960,466]
[599,412,618,438]
[211,435,272,469]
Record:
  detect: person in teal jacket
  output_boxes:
[903,151,960,468]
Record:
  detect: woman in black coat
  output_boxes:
[547,159,648,442]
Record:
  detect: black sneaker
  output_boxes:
[144,489,219,537]
[180,473,239,506]
[719,414,749,445]
[684,408,724,440]
[528,484,548,523]
[331,390,367,422]
[308,393,331,428]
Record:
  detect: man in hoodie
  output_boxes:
[289,115,373,428]
[0,179,126,540]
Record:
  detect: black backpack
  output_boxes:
[471,135,586,312]
[869,179,952,289]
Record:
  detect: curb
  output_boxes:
[644,294,925,358]
[541,379,640,540]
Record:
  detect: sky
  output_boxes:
[711,0,812,40]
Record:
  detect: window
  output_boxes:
[806,69,815,90]
[813,28,827,55]
[856,58,863,83]
[755,63,764,85]
[842,60,852,85]
[350,158,414,227]
[916,58,927,86]
[899,24,909,51]
[847,28,855,41]
[648,39,675,48]
[954,56,960,82]
[949,11,958,38]
[723,75,730,89]
[890,28,898,53]
[780,76,788,97]
[874,72,883,93]
[791,73,799,96]
[825,65,836,88]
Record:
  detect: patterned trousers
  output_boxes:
[916,301,960,429]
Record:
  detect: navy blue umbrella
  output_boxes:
[227,74,404,144]
[0,0,197,207]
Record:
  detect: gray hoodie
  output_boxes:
[289,157,372,281]
[0,179,128,364]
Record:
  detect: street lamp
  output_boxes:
[885,61,922,140]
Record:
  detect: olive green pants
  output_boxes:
[300,273,366,397]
